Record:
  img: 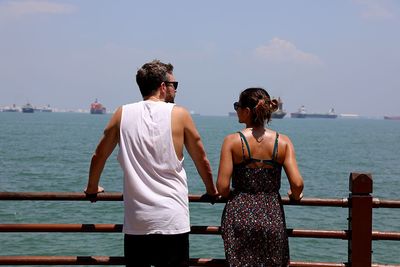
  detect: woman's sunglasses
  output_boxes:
[233,102,241,111]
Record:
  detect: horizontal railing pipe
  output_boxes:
[0,192,350,207]
[2,193,393,208]
[372,231,400,240]
[372,198,400,208]
[3,192,399,208]
[9,223,398,241]
[0,224,355,239]
[0,192,123,201]
[1,171,400,267]
[0,256,356,267]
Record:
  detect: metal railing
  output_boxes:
[1,172,400,267]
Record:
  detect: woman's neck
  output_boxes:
[245,123,264,130]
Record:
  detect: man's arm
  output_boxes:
[180,109,218,196]
[85,107,122,195]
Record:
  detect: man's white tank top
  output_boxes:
[117,100,190,235]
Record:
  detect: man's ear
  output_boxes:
[159,82,167,97]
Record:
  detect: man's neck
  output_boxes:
[143,94,164,102]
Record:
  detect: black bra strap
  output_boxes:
[272,132,280,161]
[239,133,245,161]
[238,131,280,165]
[238,132,251,159]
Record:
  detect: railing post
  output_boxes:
[348,172,373,267]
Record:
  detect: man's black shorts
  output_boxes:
[124,233,189,267]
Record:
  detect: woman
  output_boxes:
[217,88,304,267]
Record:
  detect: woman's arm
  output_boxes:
[282,135,304,200]
[216,135,235,198]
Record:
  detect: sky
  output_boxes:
[0,0,399,117]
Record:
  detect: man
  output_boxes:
[85,59,218,267]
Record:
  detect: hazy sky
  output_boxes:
[1,0,399,116]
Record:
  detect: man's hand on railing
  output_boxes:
[199,193,222,205]
[84,186,105,202]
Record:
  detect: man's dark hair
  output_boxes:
[136,60,174,97]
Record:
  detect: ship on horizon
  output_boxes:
[291,106,337,119]
[271,97,286,119]
[21,103,34,113]
[384,115,400,120]
[2,104,19,112]
[90,99,106,114]
[34,105,53,112]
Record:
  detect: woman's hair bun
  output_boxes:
[270,99,279,112]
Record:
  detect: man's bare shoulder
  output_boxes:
[106,106,122,130]
[114,106,123,115]
[172,105,191,120]
[172,104,189,113]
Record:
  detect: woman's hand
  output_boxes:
[288,189,303,201]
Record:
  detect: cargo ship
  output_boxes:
[271,97,286,119]
[90,99,106,114]
[2,104,19,112]
[34,105,53,112]
[40,105,53,112]
[291,106,337,119]
[384,116,400,120]
[21,103,34,113]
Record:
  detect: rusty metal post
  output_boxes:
[348,172,373,267]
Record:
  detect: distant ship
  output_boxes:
[271,97,286,119]
[40,105,53,112]
[22,103,34,113]
[34,105,53,112]
[2,104,19,112]
[228,97,287,119]
[384,116,400,120]
[90,99,106,114]
[291,106,337,119]
[340,113,360,119]
[190,111,200,116]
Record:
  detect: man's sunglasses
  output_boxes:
[164,81,178,90]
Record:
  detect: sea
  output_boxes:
[0,112,399,266]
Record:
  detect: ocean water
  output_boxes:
[0,112,399,265]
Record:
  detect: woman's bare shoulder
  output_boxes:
[223,132,242,146]
[277,132,291,143]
